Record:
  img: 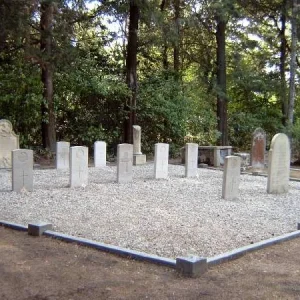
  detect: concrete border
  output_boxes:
[43,230,176,268]
[207,229,300,266]
[0,220,28,232]
[1,220,300,277]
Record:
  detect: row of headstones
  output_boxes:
[224,133,290,200]
[11,142,199,192]
[10,133,290,197]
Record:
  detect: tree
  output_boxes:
[124,0,139,143]
[40,0,56,151]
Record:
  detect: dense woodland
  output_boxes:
[0,0,299,157]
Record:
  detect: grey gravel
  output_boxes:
[1,164,300,259]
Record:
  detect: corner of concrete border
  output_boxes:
[28,222,53,236]
[176,256,208,277]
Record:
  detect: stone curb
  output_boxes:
[1,220,300,277]
[43,230,177,268]
[207,228,300,266]
[0,220,28,232]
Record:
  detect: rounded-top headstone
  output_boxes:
[267,133,290,194]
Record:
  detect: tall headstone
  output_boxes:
[56,141,70,169]
[133,125,146,165]
[267,133,290,194]
[185,143,198,177]
[222,156,241,200]
[70,146,88,188]
[0,119,19,168]
[12,149,33,192]
[251,128,266,171]
[117,143,133,183]
[154,143,169,179]
[94,141,106,167]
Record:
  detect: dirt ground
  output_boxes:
[1,227,300,300]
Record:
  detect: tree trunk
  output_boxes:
[280,0,288,126]
[216,16,228,146]
[173,0,180,73]
[40,0,56,151]
[160,0,169,70]
[123,0,139,144]
[288,0,298,125]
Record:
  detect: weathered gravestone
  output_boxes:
[94,141,106,167]
[154,143,169,179]
[0,119,19,168]
[117,144,133,183]
[70,146,88,188]
[12,149,33,192]
[133,125,146,165]
[267,133,290,194]
[185,143,198,178]
[222,156,241,200]
[251,128,266,171]
[56,141,70,169]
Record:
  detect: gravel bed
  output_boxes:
[1,164,300,259]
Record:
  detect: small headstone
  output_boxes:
[0,119,19,168]
[154,143,169,179]
[222,156,241,200]
[267,133,290,194]
[56,141,70,169]
[12,149,33,192]
[185,143,198,177]
[70,146,88,188]
[251,128,266,171]
[133,125,146,165]
[94,141,106,167]
[117,143,133,183]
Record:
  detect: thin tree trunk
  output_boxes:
[280,0,288,126]
[40,0,56,151]
[288,0,298,125]
[160,0,169,70]
[173,0,180,73]
[216,16,228,146]
[123,0,139,143]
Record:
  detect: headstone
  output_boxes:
[154,143,169,179]
[251,128,266,171]
[12,149,33,192]
[117,143,133,183]
[70,146,88,188]
[56,141,70,169]
[0,119,19,168]
[267,133,290,194]
[185,143,198,177]
[94,141,106,167]
[222,156,241,200]
[133,125,146,165]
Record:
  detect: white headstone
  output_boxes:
[154,143,169,179]
[267,133,290,194]
[133,125,142,155]
[56,141,70,169]
[12,149,33,192]
[222,156,241,200]
[70,146,88,188]
[94,141,106,167]
[185,143,198,178]
[117,144,133,183]
[0,119,19,168]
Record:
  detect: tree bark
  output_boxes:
[123,0,139,144]
[280,0,288,126]
[40,0,56,151]
[216,16,228,146]
[288,0,298,125]
[160,0,169,70]
[173,0,180,73]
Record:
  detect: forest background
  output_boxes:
[0,0,299,158]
